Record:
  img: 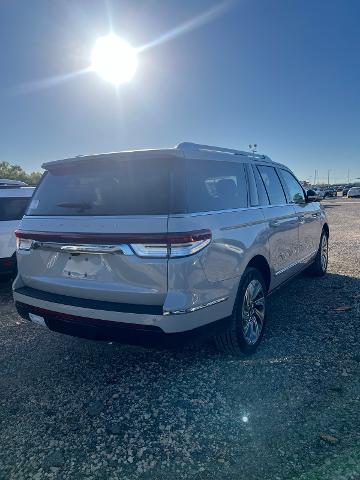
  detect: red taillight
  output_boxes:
[15,229,212,258]
[168,230,212,258]
[2,259,14,268]
[131,230,212,258]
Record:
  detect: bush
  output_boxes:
[0,161,42,186]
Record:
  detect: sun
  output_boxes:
[91,34,138,85]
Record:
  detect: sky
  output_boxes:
[1,0,360,184]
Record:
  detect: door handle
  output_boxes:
[298,215,305,224]
[312,213,320,218]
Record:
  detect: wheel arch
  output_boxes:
[246,255,271,292]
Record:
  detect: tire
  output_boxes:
[214,267,267,356]
[307,230,328,277]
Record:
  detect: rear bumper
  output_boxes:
[13,286,232,346]
[15,300,229,348]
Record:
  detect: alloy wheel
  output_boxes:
[242,279,265,345]
[321,234,328,272]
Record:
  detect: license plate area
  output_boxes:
[63,254,103,280]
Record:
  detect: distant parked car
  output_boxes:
[323,188,336,198]
[0,180,34,277]
[347,187,360,198]
[313,189,325,200]
[342,185,352,196]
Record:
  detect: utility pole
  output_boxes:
[327,169,331,187]
[314,169,317,185]
[348,169,350,184]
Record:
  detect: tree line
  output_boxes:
[0,161,42,186]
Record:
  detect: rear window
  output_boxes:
[0,197,30,221]
[27,159,184,216]
[27,157,248,216]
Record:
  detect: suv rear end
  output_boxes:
[14,144,329,353]
[13,148,236,346]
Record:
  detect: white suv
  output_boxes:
[0,180,34,277]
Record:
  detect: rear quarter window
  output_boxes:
[186,160,248,212]
[251,165,270,206]
[257,165,286,205]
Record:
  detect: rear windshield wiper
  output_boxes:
[56,202,92,212]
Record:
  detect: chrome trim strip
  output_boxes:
[275,250,318,276]
[222,214,299,231]
[26,204,321,220]
[222,219,267,230]
[23,214,169,220]
[32,241,134,255]
[163,296,229,316]
[170,203,314,218]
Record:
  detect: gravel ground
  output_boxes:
[0,198,359,480]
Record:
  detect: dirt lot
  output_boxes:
[0,198,359,480]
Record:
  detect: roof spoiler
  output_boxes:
[176,142,272,162]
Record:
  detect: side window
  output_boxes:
[257,165,286,205]
[246,164,259,206]
[279,169,305,204]
[252,165,270,206]
[187,161,248,212]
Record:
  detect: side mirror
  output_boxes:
[306,189,318,202]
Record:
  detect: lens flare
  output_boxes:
[91,34,138,85]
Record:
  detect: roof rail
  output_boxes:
[176,142,271,162]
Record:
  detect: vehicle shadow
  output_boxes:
[1,271,359,360]
[263,271,360,356]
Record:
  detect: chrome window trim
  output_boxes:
[23,214,169,220]
[25,204,309,220]
[170,203,300,218]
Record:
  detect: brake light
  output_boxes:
[130,230,212,258]
[2,258,14,268]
